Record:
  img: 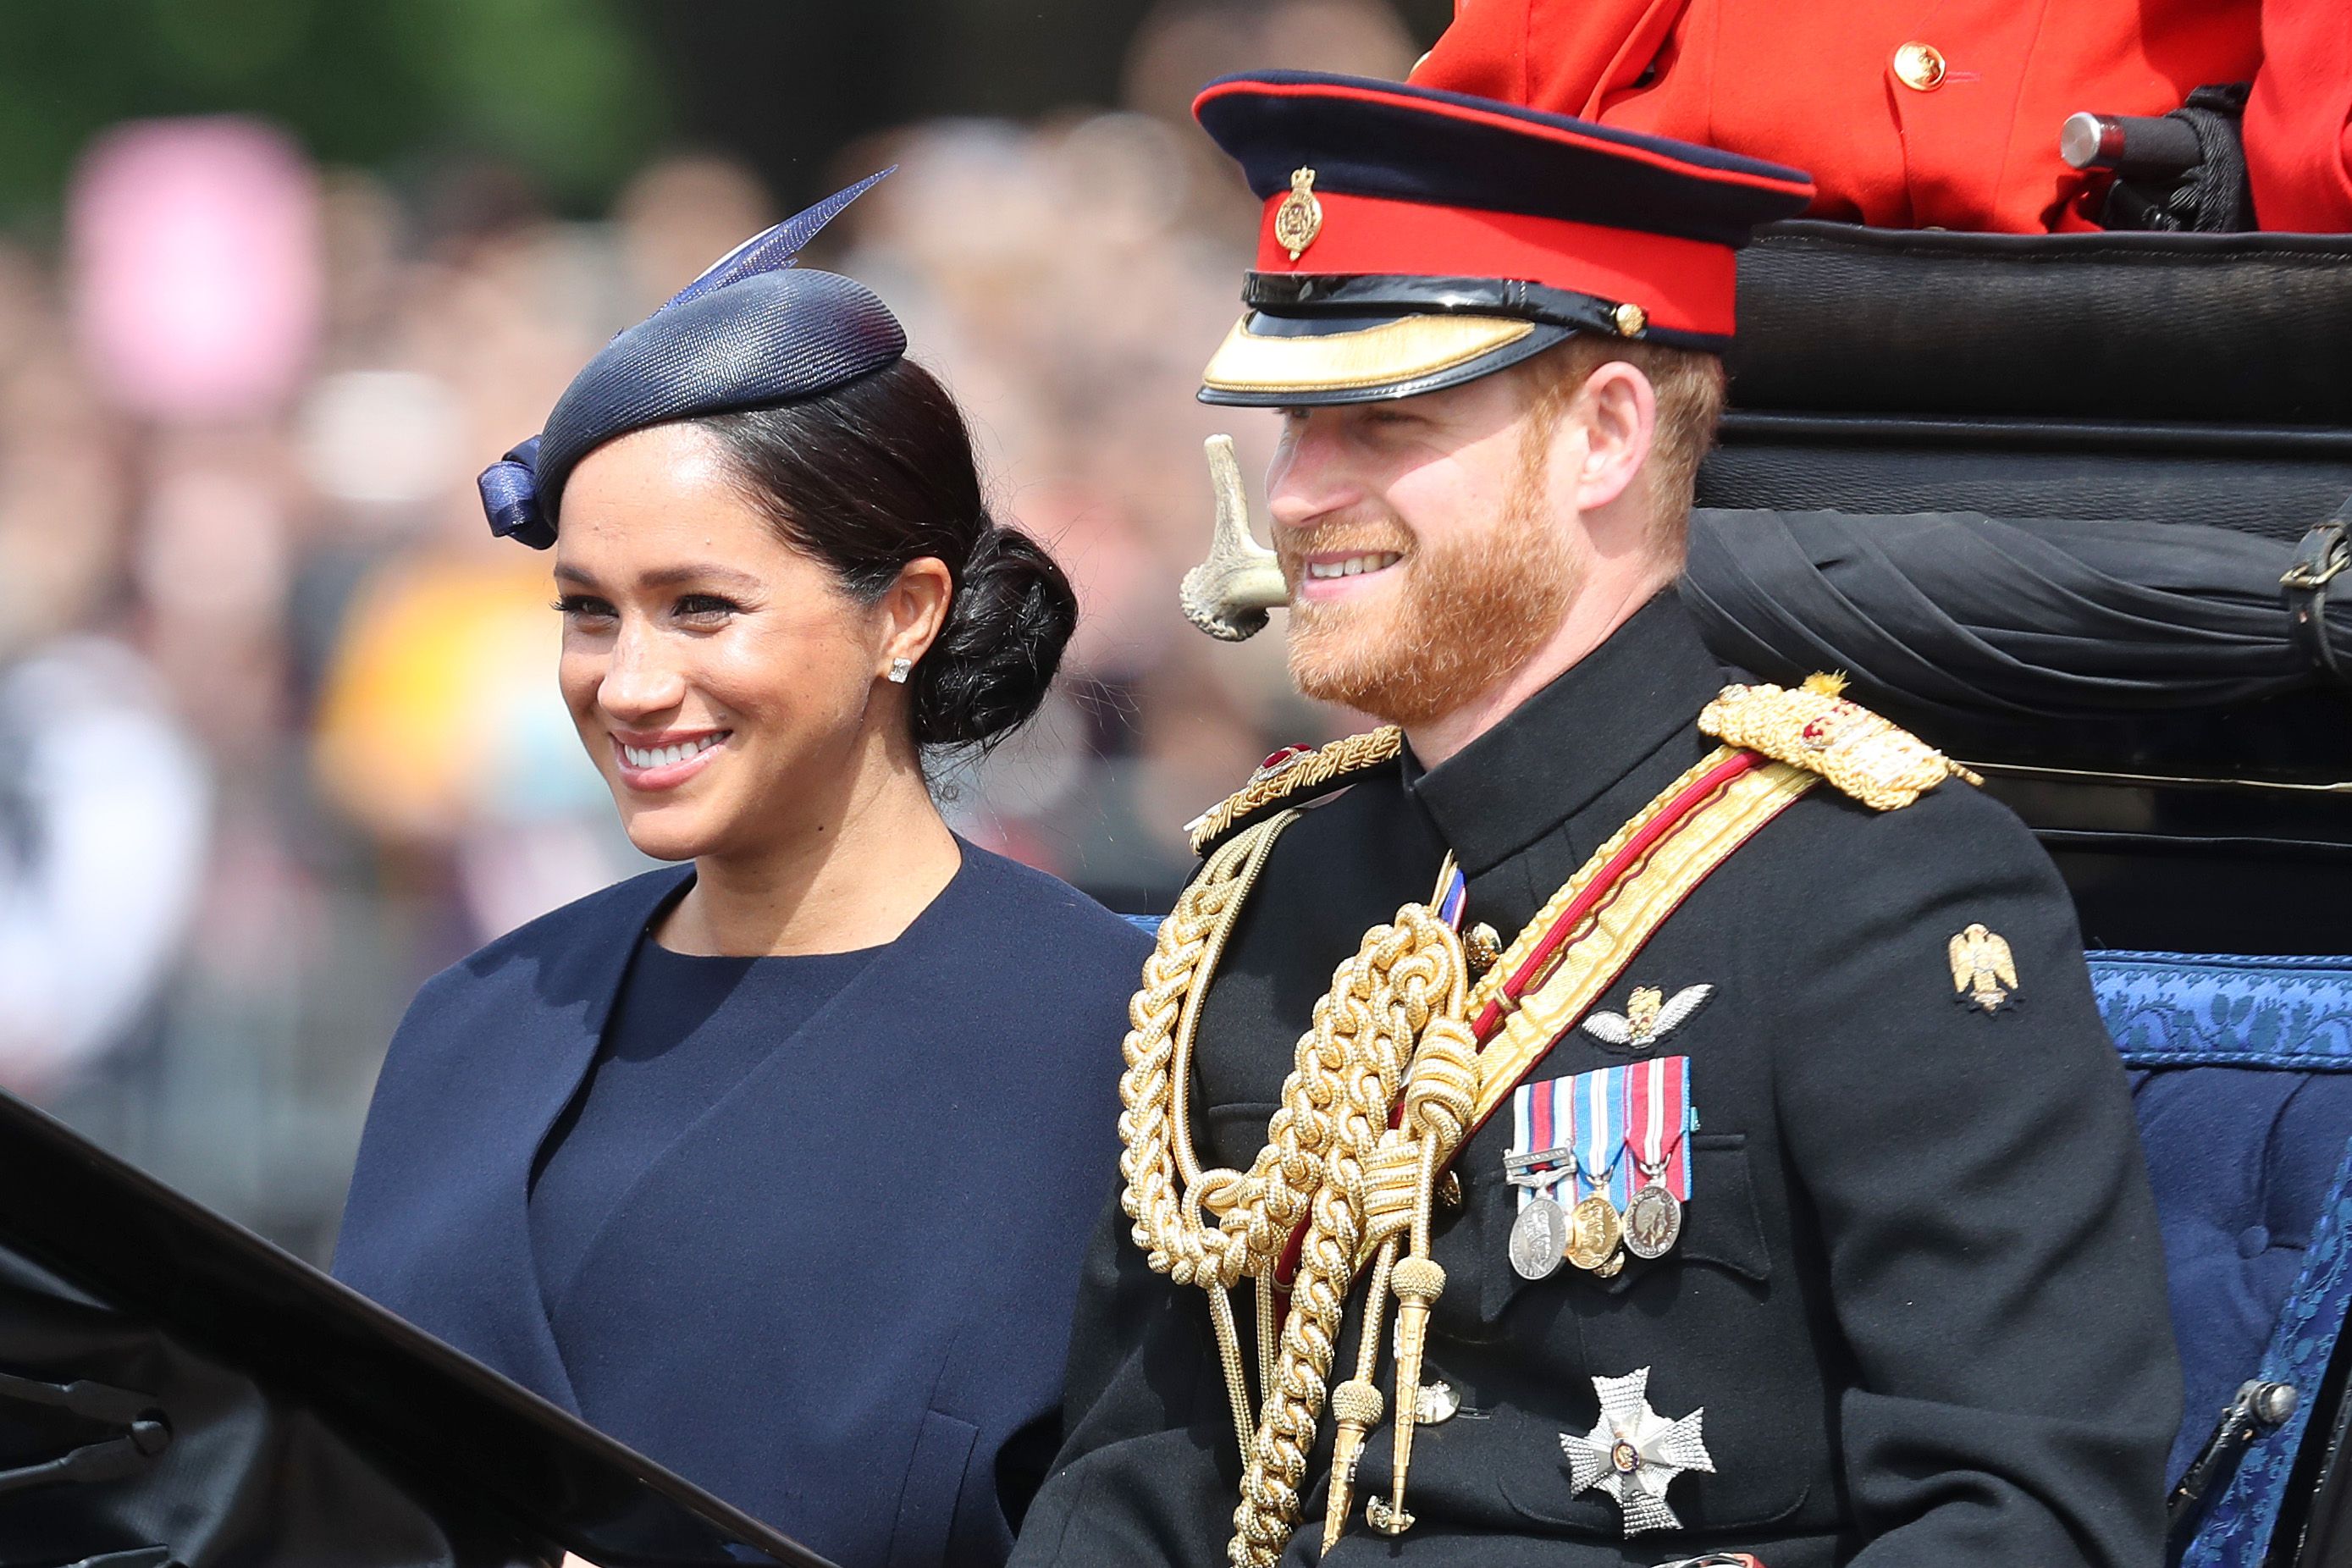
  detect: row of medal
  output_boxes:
[1504,1055,1695,1281]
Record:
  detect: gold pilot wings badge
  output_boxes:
[1581,983,1713,1050]
[1949,923,2019,1013]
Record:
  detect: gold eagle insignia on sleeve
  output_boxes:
[1698,673,1981,810]
[1948,923,2019,1013]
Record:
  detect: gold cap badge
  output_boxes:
[1274,167,1323,261]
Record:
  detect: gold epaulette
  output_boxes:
[1185,726,1404,855]
[1698,673,1981,811]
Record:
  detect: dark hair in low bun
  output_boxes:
[695,358,1077,749]
[912,522,1078,748]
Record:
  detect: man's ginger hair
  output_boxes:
[1509,335,1727,559]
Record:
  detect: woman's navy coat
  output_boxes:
[334,846,1150,1568]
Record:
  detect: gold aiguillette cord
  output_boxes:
[1328,859,1477,1547]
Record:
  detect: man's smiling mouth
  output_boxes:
[1303,552,1402,580]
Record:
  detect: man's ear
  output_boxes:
[876,555,954,679]
[1568,360,1658,514]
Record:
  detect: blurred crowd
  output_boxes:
[8,0,1421,1256]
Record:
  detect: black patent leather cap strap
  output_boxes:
[1242,272,1731,352]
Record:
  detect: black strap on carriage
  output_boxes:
[2283,497,2352,688]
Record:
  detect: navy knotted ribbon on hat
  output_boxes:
[477,168,904,549]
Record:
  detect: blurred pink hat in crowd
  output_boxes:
[69,116,322,422]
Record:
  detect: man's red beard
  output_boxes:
[1277,447,1581,728]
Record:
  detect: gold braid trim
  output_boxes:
[1698,672,1981,811]
[1186,726,1404,856]
[1466,754,1820,1132]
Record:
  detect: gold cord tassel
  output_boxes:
[1366,1241,1441,1532]
[1366,963,1477,1538]
[1321,1239,1396,1554]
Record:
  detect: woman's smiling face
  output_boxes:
[552,422,897,865]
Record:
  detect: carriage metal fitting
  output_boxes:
[2167,1378,2300,1536]
[2283,499,2352,684]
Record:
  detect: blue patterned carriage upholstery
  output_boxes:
[1118,920,2352,1562]
[2093,952,2352,1568]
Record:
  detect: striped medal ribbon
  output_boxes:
[1620,1056,1693,1259]
[1504,1075,1576,1281]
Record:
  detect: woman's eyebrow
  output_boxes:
[549,562,763,591]
[635,563,765,591]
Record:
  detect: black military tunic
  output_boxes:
[1014,591,2180,1568]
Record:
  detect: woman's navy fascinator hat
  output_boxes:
[478,169,903,549]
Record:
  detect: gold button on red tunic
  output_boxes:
[1892,40,1947,91]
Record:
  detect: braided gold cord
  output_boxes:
[1187,726,1403,856]
[1120,817,1306,1289]
[1118,815,1481,1565]
[1124,841,1433,1299]
[1228,905,1470,1567]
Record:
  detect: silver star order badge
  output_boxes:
[1559,1366,1714,1533]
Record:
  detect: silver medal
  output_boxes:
[1623,1182,1683,1260]
[1509,1195,1570,1280]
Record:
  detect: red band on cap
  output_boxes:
[1256,190,1738,339]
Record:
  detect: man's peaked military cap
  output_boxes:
[1190,70,1814,405]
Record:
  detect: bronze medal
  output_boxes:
[1509,1195,1570,1281]
[1623,1182,1683,1260]
[1565,1194,1623,1272]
